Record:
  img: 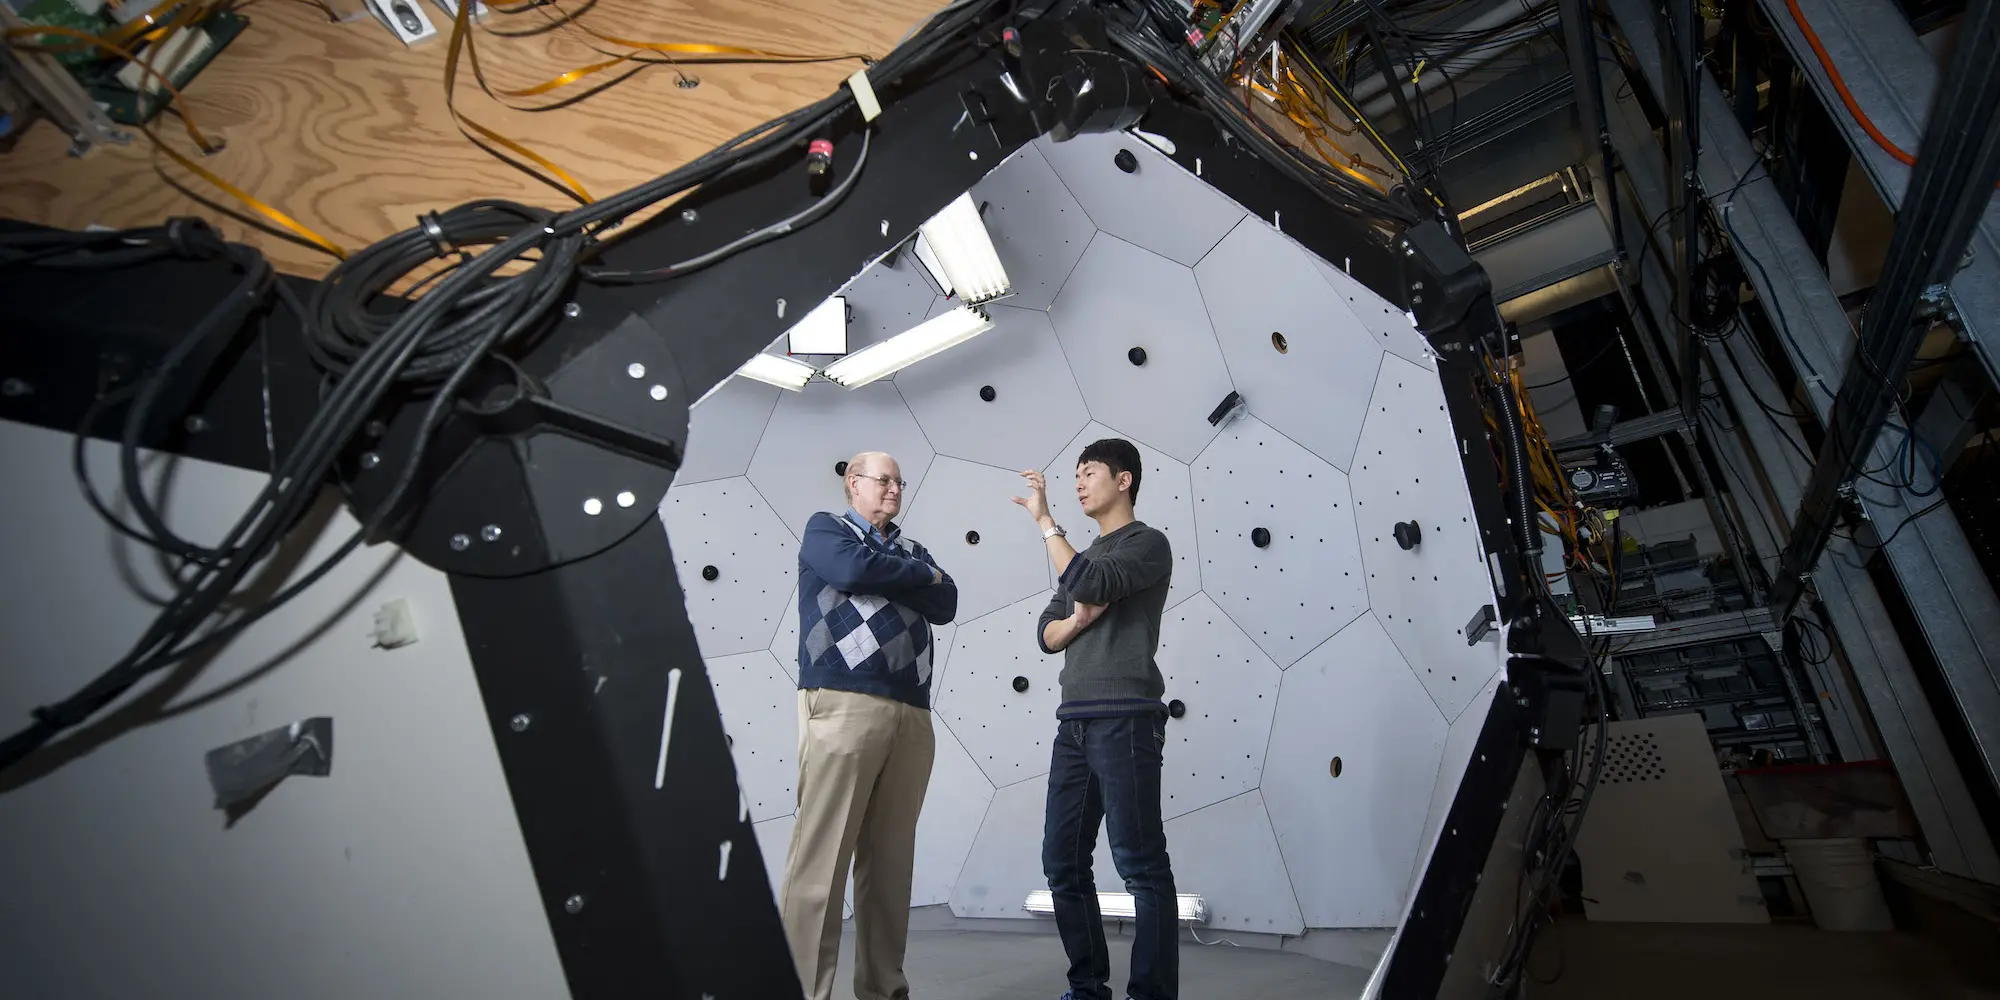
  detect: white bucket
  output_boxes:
[1783,837,1894,931]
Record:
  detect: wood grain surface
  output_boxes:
[0,0,938,277]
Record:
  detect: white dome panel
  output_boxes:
[706,650,799,821]
[1156,594,1282,820]
[1192,416,1369,668]
[1035,130,1245,267]
[899,457,1061,623]
[680,376,780,487]
[935,591,1063,788]
[657,478,796,658]
[894,305,1090,473]
[1314,255,1434,371]
[746,381,935,542]
[969,144,1098,310]
[911,720,996,907]
[1166,791,1305,936]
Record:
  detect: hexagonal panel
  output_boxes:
[747,380,935,541]
[778,256,940,374]
[1040,422,1201,609]
[1351,356,1504,722]
[1191,416,1368,668]
[898,457,1056,623]
[1195,217,1386,472]
[657,479,796,657]
[1048,232,1235,464]
[1263,613,1447,928]
[679,376,780,487]
[911,720,996,907]
[1035,130,1246,267]
[968,143,1097,310]
[771,586,956,701]
[935,591,1062,788]
[1167,792,1305,936]
[1156,594,1282,820]
[895,305,1090,472]
[706,650,798,820]
[1314,255,1434,371]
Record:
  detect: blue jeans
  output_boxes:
[1042,713,1178,1000]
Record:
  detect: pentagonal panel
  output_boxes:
[1166,792,1305,936]
[911,720,996,907]
[969,143,1097,310]
[680,376,780,487]
[1191,416,1368,668]
[1263,613,1447,928]
[1048,233,1234,463]
[747,381,935,541]
[779,256,940,373]
[935,591,1062,788]
[1314,256,1434,370]
[706,650,798,820]
[1410,666,1507,899]
[1040,422,1200,607]
[1156,594,1282,819]
[895,306,1090,472]
[1035,130,1245,267]
[657,479,796,657]
[1196,217,1385,472]
[1351,356,1504,722]
[899,457,1054,623]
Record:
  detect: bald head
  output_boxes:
[844,451,905,529]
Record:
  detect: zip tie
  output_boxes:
[1411,58,1426,84]
[847,69,882,122]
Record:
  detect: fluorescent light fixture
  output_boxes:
[735,353,818,391]
[822,305,994,388]
[1023,890,1208,924]
[917,191,1009,304]
[786,295,848,356]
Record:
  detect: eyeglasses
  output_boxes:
[852,474,906,490]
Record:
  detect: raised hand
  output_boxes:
[1011,469,1051,522]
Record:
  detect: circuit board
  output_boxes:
[13,0,247,126]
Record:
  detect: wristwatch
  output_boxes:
[1041,523,1066,540]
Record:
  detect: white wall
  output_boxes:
[0,421,566,1000]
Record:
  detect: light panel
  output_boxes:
[822,305,994,388]
[785,295,848,356]
[917,191,1010,303]
[1022,890,1209,923]
[735,353,817,391]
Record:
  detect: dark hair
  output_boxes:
[1078,438,1143,506]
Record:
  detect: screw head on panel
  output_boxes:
[564,894,586,914]
[482,524,502,542]
[450,533,471,551]
[510,713,531,732]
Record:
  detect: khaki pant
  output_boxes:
[780,687,935,1000]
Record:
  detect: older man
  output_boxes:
[779,451,957,1000]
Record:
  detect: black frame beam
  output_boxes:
[1657,0,1704,430]
[1773,0,2000,610]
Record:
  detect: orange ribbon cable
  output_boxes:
[442,0,595,202]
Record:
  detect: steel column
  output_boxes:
[1774,0,2000,609]
[1657,0,1706,430]
[1558,0,1630,268]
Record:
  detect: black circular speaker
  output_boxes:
[1114,148,1138,173]
[834,460,849,476]
[1394,521,1422,550]
[1012,676,1030,693]
[1251,527,1271,548]
[1168,699,1186,719]
[701,565,719,581]
[979,385,996,402]
[1128,346,1148,366]
[966,530,981,545]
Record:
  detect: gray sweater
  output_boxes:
[1035,521,1174,719]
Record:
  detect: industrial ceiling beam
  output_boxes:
[1771,2,2000,604]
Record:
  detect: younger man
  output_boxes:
[1011,438,1178,1000]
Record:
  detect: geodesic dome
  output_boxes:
[657,129,1509,937]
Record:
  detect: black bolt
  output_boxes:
[1168,699,1186,718]
[966,530,981,545]
[1114,148,1138,173]
[834,460,849,476]
[979,385,996,402]
[1251,527,1271,548]
[1128,347,1148,366]
[1012,676,1029,693]
[1394,521,1422,550]
[702,565,720,581]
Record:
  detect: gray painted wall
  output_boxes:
[0,420,567,999]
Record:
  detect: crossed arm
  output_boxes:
[799,513,958,624]
[1035,528,1171,652]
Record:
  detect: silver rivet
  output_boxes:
[627,362,646,379]
[584,498,604,516]
[650,384,668,401]
[617,491,636,508]
[510,713,531,732]
[564,894,585,914]
[1,378,30,397]
[365,420,387,438]
[880,220,890,236]
[564,302,582,319]
[968,150,978,160]
[184,415,208,433]
[1412,281,1425,290]
[482,524,502,542]
[360,452,382,470]
[681,208,698,223]
[450,533,471,551]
